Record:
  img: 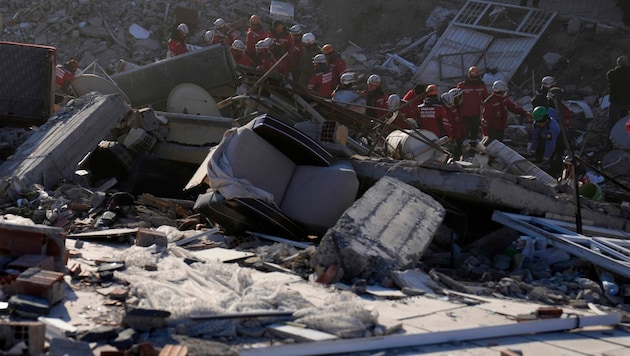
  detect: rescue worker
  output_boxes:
[606,55,630,133]
[167,23,189,58]
[401,83,427,120]
[269,20,293,57]
[204,30,220,45]
[529,106,564,177]
[246,15,268,59]
[531,76,572,129]
[362,74,389,119]
[307,54,334,98]
[384,94,409,132]
[254,37,276,73]
[322,44,346,90]
[457,66,488,141]
[418,84,451,138]
[230,39,254,69]
[297,33,320,87]
[444,88,466,160]
[213,18,239,45]
[481,80,530,143]
[287,24,305,81]
[332,72,365,114]
[55,58,79,94]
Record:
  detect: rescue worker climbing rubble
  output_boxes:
[287,24,305,81]
[230,40,254,69]
[297,32,320,87]
[246,15,268,59]
[331,72,365,114]
[167,23,189,58]
[254,37,276,73]
[307,54,334,98]
[269,20,293,58]
[531,76,572,129]
[322,44,346,90]
[213,17,240,45]
[444,88,466,161]
[529,106,564,178]
[362,74,389,119]
[481,80,530,143]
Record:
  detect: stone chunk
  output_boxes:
[313,176,445,283]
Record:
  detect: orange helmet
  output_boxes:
[468,66,480,79]
[249,15,260,25]
[322,44,334,55]
[426,84,438,96]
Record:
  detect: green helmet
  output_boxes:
[532,106,548,122]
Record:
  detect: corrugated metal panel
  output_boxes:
[485,37,536,83]
[411,0,556,89]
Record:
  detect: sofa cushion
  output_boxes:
[224,127,296,206]
[280,161,359,235]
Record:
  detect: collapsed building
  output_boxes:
[1,0,630,354]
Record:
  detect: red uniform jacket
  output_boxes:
[445,105,466,140]
[270,32,293,55]
[167,38,187,58]
[307,64,334,98]
[481,93,528,134]
[362,88,389,118]
[232,50,254,69]
[418,96,451,137]
[326,52,346,90]
[457,79,488,118]
[401,88,427,120]
[256,51,276,73]
[246,25,268,58]
[217,26,240,45]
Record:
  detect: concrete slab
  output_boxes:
[526,328,626,355]
[368,296,465,321]
[402,305,513,332]
[0,93,131,188]
[473,335,584,355]
[313,176,445,282]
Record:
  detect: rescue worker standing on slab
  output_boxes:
[307,54,334,98]
[529,106,564,178]
[246,15,268,60]
[418,84,451,138]
[322,44,346,90]
[606,55,630,134]
[362,74,389,119]
[457,66,489,141]
[167,23,189,58]
[444,88,466,160]
[482,80,531,143]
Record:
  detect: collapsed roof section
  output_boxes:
[412,0,556,87]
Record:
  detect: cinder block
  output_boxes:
[15,267,65,305]
[135,228,168,247]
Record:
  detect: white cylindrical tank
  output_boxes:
[385,129,443,163]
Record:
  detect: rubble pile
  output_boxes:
[2,0,630,355]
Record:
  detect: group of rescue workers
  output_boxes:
[161,17,630,180]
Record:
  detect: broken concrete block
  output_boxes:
[0,93,131,189]
[0,321,45,355]
[77,325,118,343]
[49,338,92,356]
[8,254,55,271]
[15,267,65,305]
[123,307,171,331]
[313,176,445,283]
[135,228,168,247]
[8,294,50,318]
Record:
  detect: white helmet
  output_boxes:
[289,24,303,35]
[255,37,273,50]
[213,18,226,29]
[441,92,454,107]
[492,80,508,92]
[387,94,401,111]
[340,72,356,85]
[541,76,556,88]
[302,32,316,45]
[448,87,463,99]
[231,39,246,51]
[204,30,216,43]
[312,53,327,64]
[177,23,189,35]
[367,74,381,85]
